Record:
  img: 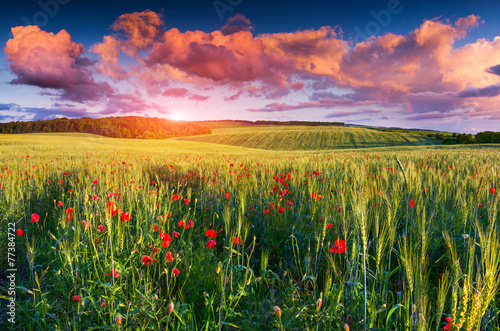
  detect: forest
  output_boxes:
[0,116,212,139]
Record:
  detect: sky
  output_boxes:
[1,0,500,133]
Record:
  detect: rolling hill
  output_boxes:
[175,125,439,151]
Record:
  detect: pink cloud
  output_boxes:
[162,87,188,98]
[188,94,209,101]
[221,14,254,36]
[5,25,114,102]
[290,81,305,91]
[248,97,365,112]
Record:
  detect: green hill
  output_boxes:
[175,125,439,151]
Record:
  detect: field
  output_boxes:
[177,125,438,150]
[1,132,500,330]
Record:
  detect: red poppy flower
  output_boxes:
[250,206,255,210]
[64,171,69,175]
[225,192,230,199]
[233,237,242,245]
[326,223,333,230]
[141,255,156,265]
[60,180,64,185]
[161,232,172,248]
[443,316,451,329]
[330,239,346,254]
[17,229,23,236]
[491,187,496,194]
[57,201,63,207]
[184,198,189,205]
[205,229,217,238]
[172,231,180,238]
[93,179,98,185]
[178,220,185,227]
[106,269,120,278]
[172,194,179,201]
[66,208,73,214]
[120,211,132,222]
[92,194,98,201]
[72,295,80,302]
[100,300,106,307]
[278,206,285,213]
[206,240,217,248]
[166,251,174,262]
[107,201,118,217]
[97,225,106,233]
[263,210,269,214]
[172,268,180,277]
[31,213,40,223]
[409,200,415,208]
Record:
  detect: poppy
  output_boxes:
[184,198,189,205]
[141,255,156,265]
[172,231,180,238]
[278,206,285,213]
[107,201,118,217]
[491,187,496,194]
[206,240,217,248]
[172,268,180,277]
[30,213,40,223]
[330,239,346,254]
[17,229,23,236]
[106,269,120,278]
[92,194,98,201]
[172,194,179,201]
[72,295,80,302]
[120,211,132,222]
[178,220,185,227]
[326,223,333,230]
[57,201,63,207]
[161,232,172,248]
[409,200,415,208]
[166,251,174,262]
[233,237,242,245]
[60,180,64,185]
[263,210,269,214]
[66,208,73,214]
[100,300,106,307]
[97,225,106,233]
[443,317,451,329]
[205,229,217,238]
[225,192,230,199]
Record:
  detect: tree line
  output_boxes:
[0,116,212,139]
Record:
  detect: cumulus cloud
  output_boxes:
[221,14,254,36]
[5,25,114,102]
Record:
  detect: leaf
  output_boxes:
[386,304,404,327]
[17,286,33,295]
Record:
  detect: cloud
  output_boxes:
[221,14,254,36]
[0,102,90,121]
[486,64,500,76]
[188,94,209,101]
[111,9,164,56]
[248,97,364,112]
[5,25,114,102]
[456,84,500,98]
[162,87,188,98]
[289,81,305,91]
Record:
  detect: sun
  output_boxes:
[171,113,184,121]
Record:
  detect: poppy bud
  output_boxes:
[273,306,282,318]
[168,301,174,314]
[114,314,122,325]
[344,324,350,331]
[316,298,322,310]
[216,261,222,274]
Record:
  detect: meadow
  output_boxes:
[0,131,499,330]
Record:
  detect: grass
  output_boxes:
[176,125,439,150]
[0,132,499,330]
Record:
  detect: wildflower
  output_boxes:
[92,194,98,201]
[443,316,451,329]
[184,198,189,205]
[120,211,132,222]
[330,239,346,254]
[106,269,120,278]
[205,229,217,238]
[172,268,180,277]
[278,206,285,213]
[141,255,156,265]
[84,195,89,204]
[17,229,23,236]
[491,187,496,194]
[172,231,180,238]
[168,301,174,314]
[57,201,63,207]
[178,220,185,227]
[100,300,105,307]
[316,298,322,310]
[60,180,64,185]
[114,314,122,325]
[225,192,230,199]
[326,223,333,230]
[97,225,106,233]
[263,210,269,214]
[274,306,282,318]
[206,240,217,248]
[72,295,80,302]
[160,231,172,248]
[107,201,118,217]
[66,208,74,222]
[30,213,40,223]
[172,194,179,201]
[166,251,174,262]
[233,237,242,245]
[153,224,158,232]
[409,200,415,208]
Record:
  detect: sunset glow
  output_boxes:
[1,0,500,132]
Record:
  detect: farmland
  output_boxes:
[1,132,499,330]
[176,125,438,151]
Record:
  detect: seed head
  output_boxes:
[274,306,282,318]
